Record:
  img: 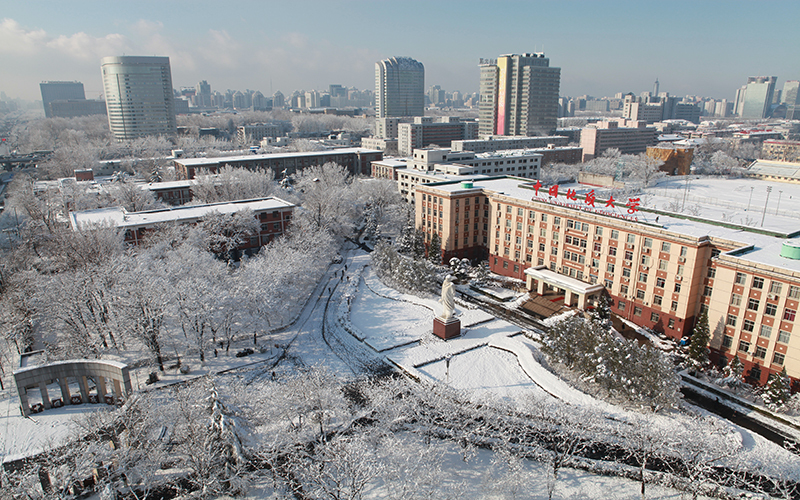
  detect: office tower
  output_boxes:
[101,56,177,140]
[195,80,212,107]
[40,81,85,117]
[375,56,424,118]
[329,84,347,98]
[653,78,659,98]
[739,76,777,119]
[272,91,285,109]
[784,81,800,120]
[478,53,561,137]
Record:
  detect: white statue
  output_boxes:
[440,275,456,320]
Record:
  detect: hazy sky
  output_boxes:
[1,0,798,102]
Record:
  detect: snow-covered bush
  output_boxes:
[371,241,436,295]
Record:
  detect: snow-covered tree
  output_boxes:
[427,232,442,265]
[762,368,792,411]
[201,208,260,261]
[293,162,357,239]
[687,309,711,370]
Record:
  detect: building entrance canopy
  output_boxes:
[524,265,604,310]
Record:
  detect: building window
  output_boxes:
[553,217,561,226]
[754,346,767,359]
[644,237,652,248]
[707,267,716,279]
[636,289,645,300]
[627,234,635,244]
[661,241,671,252]
[726,314,737,327]
[671,301,678,311]
[674,283,681,293]
[722,335,733,348]
[765,303,777,316]
[668,318,675,329]
[703,286,713,297]
[772,352,785,365]
[778,330,791,344]
[634,306,642,316]
[607,263,615,273]
[680,246,688,257]
[735,272,746,285]
[650,312,659,323]
[730,294,742,306]
[638,272,647,283]
[743,319,755,332]
[622,267,631,278]
[759,325,772,338]
[747,298,760,311]
[620,284,628,295]
[738,340,750,353]
[653,294,663,306]
[659,259,668,271]
[770,282,783,295]
[752,277,764,289]
[783,308,796,321]
[609,246,617,256]
[595,226,603,236]
[790,286,800,299]
[503,261,508,269]
[618,301,626,311]
[604,279,613,288]
[611,230,619,239]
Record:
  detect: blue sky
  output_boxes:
[1,0,798,102]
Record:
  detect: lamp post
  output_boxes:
[761,186,772,227]
[776,190,783,215]
[746,186,754,211]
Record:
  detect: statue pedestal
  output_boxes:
[433,316,461,340]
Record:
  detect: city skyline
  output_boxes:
[1,0,799,103]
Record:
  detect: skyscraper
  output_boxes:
[195,80,212,107]
[738,76,777,119]
[101,56,177,140]
[375,57,424,118]
[478,53,561,137]
[783,80,800,120]
[40,81,85,118]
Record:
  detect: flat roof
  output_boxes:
[175,148,382,166]
[524,266,605,295]
[70,197,294,230]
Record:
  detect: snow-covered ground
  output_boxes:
[4,244,800,497]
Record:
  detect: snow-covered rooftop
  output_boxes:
[174,148,382,166]
[69,197,294,230]
[423,175,800,274]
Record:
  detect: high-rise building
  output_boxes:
[101,56,177,140]
[375,57,425,118]
[738,76,777,119]
[478,53,561,137]
[40,81,85,118]
[195,80,212,107]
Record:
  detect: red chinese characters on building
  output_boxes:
[605,196,615,208]
[548,185,559,197]
[532,180,542,196]
[565,189,578,201]
[626,197,641,213]
[585,189,596,207]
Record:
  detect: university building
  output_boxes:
[173,148,383,179]
[69,197,294,254]
[415,176,800,390]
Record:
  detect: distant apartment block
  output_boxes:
[236,123,282,145]
[451,135,569,153]
[47,99,107,119]
[373,147,542,202]
[397,117,478,156]
[737,76,778,119]
[580,119,657,161]
[173,148,383,179]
